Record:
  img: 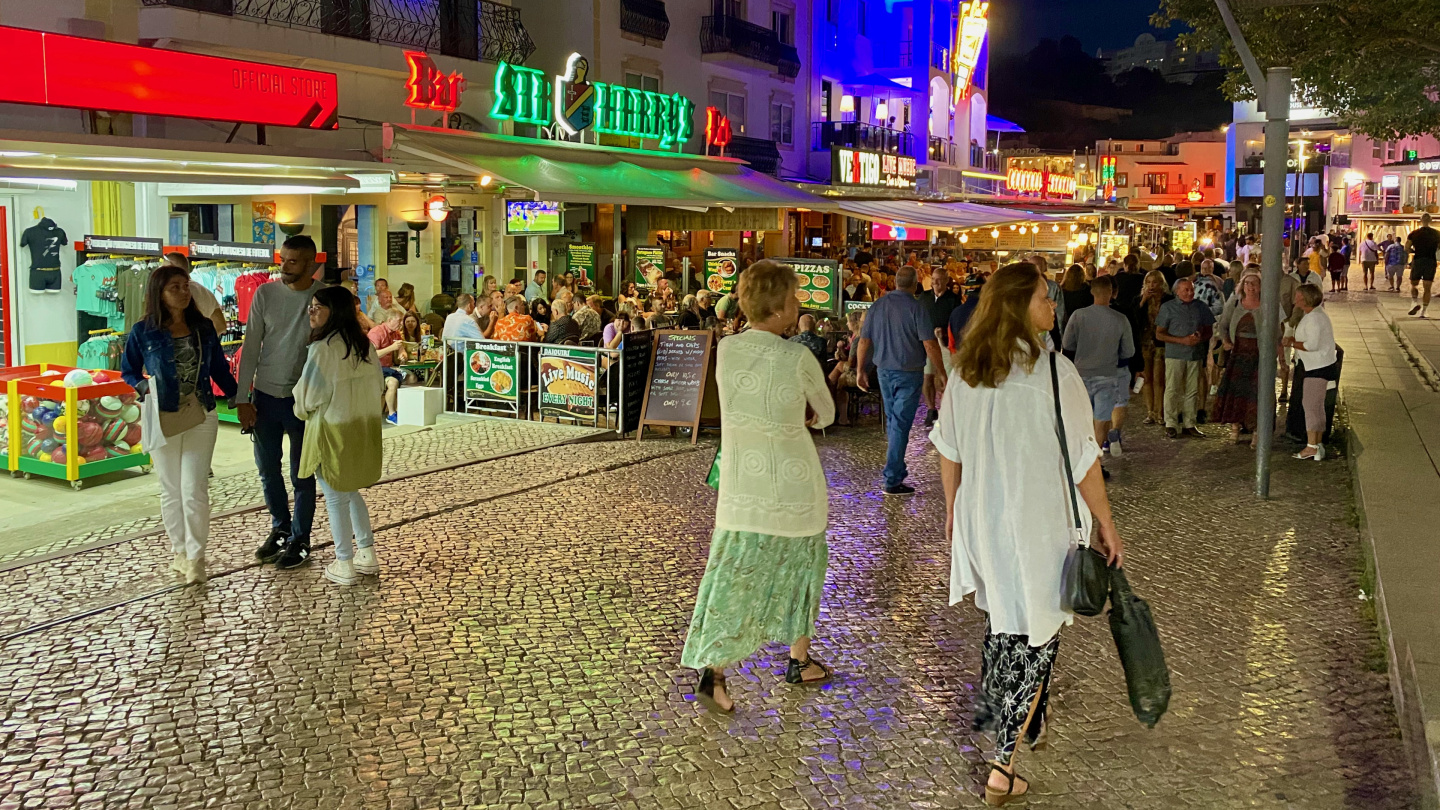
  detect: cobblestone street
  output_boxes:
[0,397,1413,809]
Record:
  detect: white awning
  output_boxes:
[836,199,1065,230]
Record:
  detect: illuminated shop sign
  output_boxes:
[1418,159,1440,174]
[1006,168,1076,198]
[705,107,733,149]
[832,147,918,190]
[404,51,466,113]
[1100,155,1117,201]
[0,24,339,129]
[951,1,990,103]
[490,53,696,148]
[1382,174,1401,188]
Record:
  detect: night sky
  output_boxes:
[989,0,1184,55]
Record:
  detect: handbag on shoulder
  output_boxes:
[1049,352,1111,617]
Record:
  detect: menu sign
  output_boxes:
[634,245,665,287]
[566,243,595,286]
[996,229,1032,252]
[386,231,409,265]
[777,257,839,315]
[539,346,599,422]
[1033,228,1070,252]
[638,330,714,444]
[1099,233,1130,259]
[620,328,655,434]
[703,247,740,295]
[464,342,519,405]
[1171,223,1197,254]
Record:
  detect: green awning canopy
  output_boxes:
[388,125,824,208]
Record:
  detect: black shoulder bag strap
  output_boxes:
[1049,352,1087,546]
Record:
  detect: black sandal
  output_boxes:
[984,763,1029,807]
[695,668,734,714]
[785,656,831,685]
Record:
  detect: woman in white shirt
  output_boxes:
[930,262,1124,806]
[1285,283,1337,461]
[680,260,836,714]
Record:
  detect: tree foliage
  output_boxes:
[1154,0,1440,139]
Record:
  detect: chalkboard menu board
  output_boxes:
[386,231,409,265]
[620,328,654,434]
[637,329,714,444]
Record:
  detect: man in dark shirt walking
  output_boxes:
[1406,213,1440,318]
[856,266,947,496]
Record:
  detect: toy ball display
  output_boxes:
[53,420,67,439]
[90,370,111,383]
[22,435,42,457]
[69,400,91,418]
[31,424,52,443]
[120,404,141,424]
[50,379,66,388]
[123,424,142,446]
[38,452,52,463]
[95,396,123,419]
[103,419,127,445]
[39,370,61,378]
[38,437,58,453]
[119,394,137,407]
[77,420,104,449]
[106,441,130,458]
[50,446,66,465]
[62,369,94,388]
[20,413,41,435]
[83,447,107,463]
[131,442,143,454]
[20,395,38,412]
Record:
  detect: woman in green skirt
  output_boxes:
[680,260,837,713]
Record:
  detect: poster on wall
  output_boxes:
[776,257,839,315]
[566,243,595,286]
[464,342,519,408]
[702,247,740,295]
[252,201,276,246]
[634,245,665,287]
[539,346,599,422]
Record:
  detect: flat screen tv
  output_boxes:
[505,200,563,235]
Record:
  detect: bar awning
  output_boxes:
[387,125,826,209]
[835,199,1065,230]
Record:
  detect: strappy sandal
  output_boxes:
[695,668,734,714]
[984,763,1029,806]
[785,656,831,685]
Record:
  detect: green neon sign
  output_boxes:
[490,54,695,149]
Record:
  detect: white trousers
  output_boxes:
[317,475,375,562]
[152,411,219,560]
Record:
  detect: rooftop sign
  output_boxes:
[951,1,990,103]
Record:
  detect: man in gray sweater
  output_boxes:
[1061,275,1135,473]
[236,235,320,569]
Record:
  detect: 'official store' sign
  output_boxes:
[0,24,338,129]
[832,147,918,190]
[491,53,695,149]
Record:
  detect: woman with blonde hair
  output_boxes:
[681,260,836,713]
[1136,270,1171,424]
[395,282,417,313]
[1213,272,1268,446]
[931,262,1124,805]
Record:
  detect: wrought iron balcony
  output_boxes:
[811,121,914,157]
[700,14,800,79]
[620,0,669,41]
[141,0,536,64]
[723,134,781,176]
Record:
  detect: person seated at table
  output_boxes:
[618,281,643,310]
[367,287,405,325]
[827,310,867,426]
[789,313,828,366]
[573,295,604,342]
[493,297,540,342]
[395,282,419,314]
[696,290,717,322]
[678,294,704,329]
[399,311,424,355]
[530,298,552,331]
[604,310,631,350]
[543,299,581,344]
[443,294,479,341]
[648,297,673,329]
[367,314,407,424]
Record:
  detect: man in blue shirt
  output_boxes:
[856,266,947,495]
[1383,236,1407,292]
[524,270,547,302]
[1155,277,1215,438]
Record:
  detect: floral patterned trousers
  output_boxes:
[973,618,1060,765]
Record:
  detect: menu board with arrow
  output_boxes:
[637,329,714,444]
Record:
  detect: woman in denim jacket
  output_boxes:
[122,263,237,584]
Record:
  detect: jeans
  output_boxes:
[878,368,924,487]
[252,390,316,543]
[317,475,375,561]
[1163,358,1202,429]
[153,411,219,560]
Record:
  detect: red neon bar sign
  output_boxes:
[0,25,339,130]
[404,51,466,113]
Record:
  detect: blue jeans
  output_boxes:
[878,369,924,488]
[252,390,316,543]
[317,475,374,561]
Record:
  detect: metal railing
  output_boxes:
[443,338,629,431]
[620,0,669,40]
[141,0,535,64]
[700,14,801,78]
[725,134,782,175]
[931,42,950,72]
[928,136,956,165]
[811,121,914,156]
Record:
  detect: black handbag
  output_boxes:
[1108,567,1172,727]
[1050,353,1110,617]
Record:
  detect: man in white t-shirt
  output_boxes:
[1236,236,1253,266]
[1359,233,1380,291]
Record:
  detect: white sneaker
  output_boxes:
[1109,438,1123,458]
[185,557,207,585]
[325,558,358,586]
[170,553,187,574]
[353,546,379,576]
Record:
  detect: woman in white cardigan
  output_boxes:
[293,286,384,586]
[680,260,836,713]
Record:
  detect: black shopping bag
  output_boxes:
[1108,567,1171,727]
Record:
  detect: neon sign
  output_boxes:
[705,107,733,149]
[491,53,695,148]
[1006,168,1076,199]
[951,1,990,103]
[832,147,918,190]
[404,52,466,113]
[1100,155,1117,201]
[0,24,338,129]
[1186,181,1204,203]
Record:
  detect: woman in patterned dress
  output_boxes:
[930,262,1125,806]
[680,260,836,713]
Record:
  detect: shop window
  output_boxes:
[1115,173,1129,188]
[820,80,832,121]
[1204,173,1216,188]
[770,102,793,145]
[709,91,746,134]
[1372,140,1382,160]
[1135,144,1144,153]
[625,72,661,94]
[772,10,793,45]
[1385,141,1396,162]
[713,0,743,16]
[1143,173,1168,194]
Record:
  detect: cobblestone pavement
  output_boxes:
[0,417,605,567]
[0,414,1413,808]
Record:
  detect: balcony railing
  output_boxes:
[723,134,781,176]
[928,136,956,165]
[931,42,949,72]
[811,121,914,157]
[700,14,800,78]
[141,0,536,64]
[620,0,669,41]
